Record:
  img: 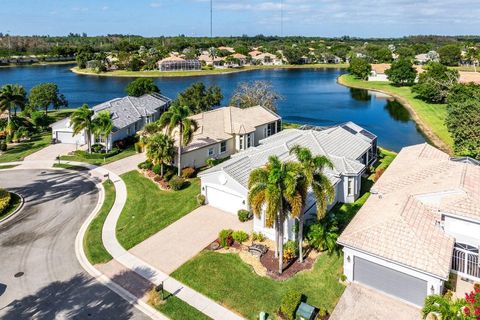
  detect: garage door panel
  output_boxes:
[56,131,85,144]
[353,257,427,306]
[205,186,244,214]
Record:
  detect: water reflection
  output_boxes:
[349,88,371,102]
[384,100,411,123]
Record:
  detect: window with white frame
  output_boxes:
[347,178,354,196]
[239,135,244,150]
[220,141,227,153]
[208,147,214,156]
[247,134,252,148]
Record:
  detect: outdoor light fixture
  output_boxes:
[430,285,435,294]
[347,256,351,262]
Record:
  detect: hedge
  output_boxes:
[0,188,11,214]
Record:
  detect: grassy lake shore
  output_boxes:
[71,63,348,78]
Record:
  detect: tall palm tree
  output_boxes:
[248,156,307,274]
[158,105,198,176]
[92,110,113,151]
[139,122,161,146]
[289,145,335,262]
[0,84,26,134]
[71,104,94,153]
[146,133,175,177]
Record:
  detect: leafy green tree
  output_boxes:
[438,44,461,66]
[248,156,307,274]
[305,218,339,254]
[92,110,113,151]
[283,47,306,64]
[0,84,26,133]
[396,47,415,59]
[174,82,222,114]
[71,104,94,153]
[330,43,351,61]
[158,105,198,176]
[125,78,160,97]
[385,58,417,86]
[412,62,459,103]
[146,133,175,177]
[289,146,335,262]
[446,83,480,159]
[230,80,282,112]
[348,58,371,80]
[28,83,68,115]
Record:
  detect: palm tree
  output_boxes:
[158,105,198,176]
[139,122,161,146]
[0,84,26,134]
[146,133,175,177]
[289,145,335,262]
[248,156,307,274]
[71,104,94,153]
[92,110,113,151]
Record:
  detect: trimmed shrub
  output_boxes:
[340,274,347,282]
[218,229,233,247]
[237,209,251,222]
[0,140,7,151]
[232,230,249,244]
[279,289,302,320]
[283,240,298,262]
[196,194,206,205]
[181,167,196,179]
[74,148,120,159]
[91,144,103,153]
[138,160,153,170]
[0,189,11,214]
[163,168,175,181]
[152,164,162,175]
[134,142,143,153]
[252,232,265,242]
[169,176,185,191]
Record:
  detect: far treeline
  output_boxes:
[348,57,480,160]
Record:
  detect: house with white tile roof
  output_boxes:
[338,143,480,306]
[199,122,377,241]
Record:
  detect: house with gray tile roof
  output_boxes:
[338,143,480,307]
[199,121,377,241]
[51,93,171,149]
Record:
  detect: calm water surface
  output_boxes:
[0,64,426,151]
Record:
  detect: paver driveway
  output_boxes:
[330,283,421,320]
[23,143,81,161]
[128,205,253,274]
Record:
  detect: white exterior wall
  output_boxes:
[368,73,389,81]
[337,174,362,203]
[342,247,444,296]
[443,215,480,247]
[178,138,235,169]
[200,171,248,211]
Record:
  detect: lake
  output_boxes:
[0,64,426,151]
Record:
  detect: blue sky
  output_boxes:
[1,0,480,37]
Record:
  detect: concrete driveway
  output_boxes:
[0,169,148,320]
[103,153,146,175]
[23,143,80,161]
[330,284,421,320]
[128,205,253,274]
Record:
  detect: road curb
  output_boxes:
[0,191,25,226]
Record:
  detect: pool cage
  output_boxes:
[159,59,201,72]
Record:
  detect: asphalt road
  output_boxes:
[0,169,149,320]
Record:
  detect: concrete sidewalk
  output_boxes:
[130,206,252,275]
[103,153,146,175]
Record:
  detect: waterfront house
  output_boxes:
[51,93,171,149]
[172,106,281,169]
[157,55,201,71]
[369,63,424,81]
[415,51,440,65]
[199,122,377,240]
[251,52,282,66]
[338,143,480,307]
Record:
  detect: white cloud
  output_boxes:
[150,2,162,8]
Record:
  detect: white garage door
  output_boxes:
[205,186,244,214]
[354,257,427,306]
[55,131,85,145]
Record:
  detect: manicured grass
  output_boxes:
[172,251,344,319]
[71,63,348,78]
[156,294,211,320]
[0,133,51,163]
[0,192,22,221]
[338,74,453,151]
[48,108,76,122]
[53,163,89,171]
[375,147,397,172]
[60,146,137,166]
[0,164,19,169]
[116,171,200,250]
[83,180,115,264]
[282,122,302,129]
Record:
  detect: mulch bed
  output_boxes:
[260,250,315,280]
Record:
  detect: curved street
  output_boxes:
[0,169,148,320]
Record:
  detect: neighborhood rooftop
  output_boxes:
[200,122,375,190]
[338,143,480,279]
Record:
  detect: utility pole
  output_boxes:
[210,0,213,37]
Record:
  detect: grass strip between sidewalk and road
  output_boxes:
[116,171,200,250]
[60,146,137,166]
[83,179,115,264]
[155,294,211,320]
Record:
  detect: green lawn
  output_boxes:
[71,63,348,78]
[156,294,211,320]
[60,146,137,166]
[83,180,115,264]
[0,133,51,163]
[0,192,22,221]
[53,163,89,171]
[48,108,75,122]
[0,164,19,169]
[282,122,302,129]
[116,171,200,250]
[172,251,344,319]
[338,74,453,152]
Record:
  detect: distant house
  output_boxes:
[217,46,235,53]
[459,71,480,84]
[172,106,281,169]
[415,50,440,65]
[199,122,377,240]
[338,143,480,306]
[321,54,342,64]
[51,93,171,148]
[157,55,201,71]
[251,52,282,66]
[368,63,391,81]
[197,54,225,68]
